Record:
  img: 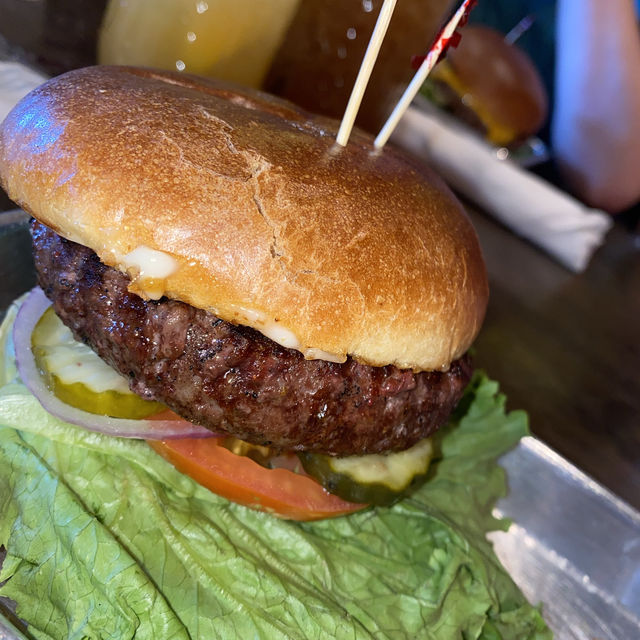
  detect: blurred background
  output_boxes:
[0,0,547,137]
[0,0,456,130]
[2,0,639,221]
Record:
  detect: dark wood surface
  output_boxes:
[468,206,640,511]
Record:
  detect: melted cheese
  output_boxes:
[260,322,301,350]
[304,347,346,363]
[122,246,179,280]
[121,246,179,300]
[230,306,346,362]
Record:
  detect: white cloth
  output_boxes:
[392,105,613,272]
[0,61,48,123]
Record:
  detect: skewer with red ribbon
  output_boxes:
[335,0,476,150]
[410,0,477,71]
[374,0,477,149]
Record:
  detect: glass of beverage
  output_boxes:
[265,0,455,133]
[98,0,301,89]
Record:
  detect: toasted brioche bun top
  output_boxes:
[442,25,548,145]
[0,66,487,371]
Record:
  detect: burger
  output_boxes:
[1,65,488,508]
[0,66,550,638]
[423,24,548,147]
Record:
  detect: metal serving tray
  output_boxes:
[0,210,639,639]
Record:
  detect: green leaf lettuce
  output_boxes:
[0,296,551,639]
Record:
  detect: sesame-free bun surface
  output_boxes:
[0,66,487,370]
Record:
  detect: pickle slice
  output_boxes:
[299,438,434,506]
[32,307,164,419]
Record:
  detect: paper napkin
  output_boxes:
[393,104,613,272]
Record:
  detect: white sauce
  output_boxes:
[260,323,301,350]
[231,306,344,362]
[122,246,179,280]
[235,306,266,325]
[304,347,346,363]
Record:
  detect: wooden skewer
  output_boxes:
[504,13,535,45]
[336,0,398,147]
[374,0,474,150]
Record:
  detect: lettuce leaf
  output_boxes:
[0,297,551,640]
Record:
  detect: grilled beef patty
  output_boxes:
[31,221,472,455]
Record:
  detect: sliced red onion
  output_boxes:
[12,287,216,440]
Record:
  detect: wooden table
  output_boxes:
[467,206,640,511]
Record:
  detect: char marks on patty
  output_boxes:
[31,221,472,456]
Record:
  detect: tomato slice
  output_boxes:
[146,427,367,521]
